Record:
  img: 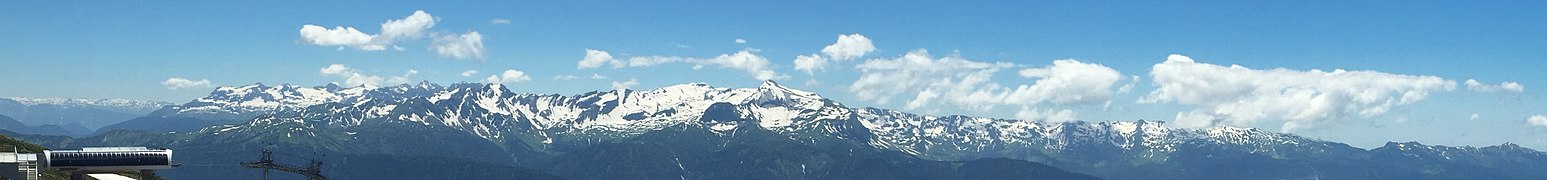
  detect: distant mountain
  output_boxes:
[52,80,1547,179]
[0,114,82,136]
[97,83,372,134]
[0,97,171,135]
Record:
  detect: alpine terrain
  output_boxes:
[15,81,1544,179]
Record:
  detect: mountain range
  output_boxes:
[14,81,1547,179]
[0,97,172,136]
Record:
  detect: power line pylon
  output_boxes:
[240,149,328,180]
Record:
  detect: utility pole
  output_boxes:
[240,149,327,180]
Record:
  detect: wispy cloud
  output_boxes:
[611,78,639,90]
[1465,79,1524,93]
[578,49,784,80]
[1529,114,1547,128]
[162,77,213,90]
[432,31,485,60]
[553,75,579,80]
[489,18,512,25]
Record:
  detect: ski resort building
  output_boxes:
[43,147,173,180]
[0,152,40,180]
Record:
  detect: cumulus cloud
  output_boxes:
[378,10,436,40]
[319,64,416,87]
[1006,59,1124,105]
[583,49,783,80]
[1465,79,1524,93]
[162,77,213,90]
[793,54,828,75]
[735,38,747,44]
[612,78,639,90]
[848,49,1124,122]
[489,18,511,25]
[821,33,875,60]
[1530,114,1547,128]
[590,73,608,79]
[793,34,877,75]
[431,31,485,60]
[577,49,624,69]
[460,70,479,77]
[298,25,374,49]
[300,10,437,51]
[1471,113,1481,120]
[1142,54,1457,132]
[484,69,532,85]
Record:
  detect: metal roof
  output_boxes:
[43,147,173,170]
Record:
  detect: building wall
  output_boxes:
[0,163,23,180]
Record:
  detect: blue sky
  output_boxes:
[2,1,1545,149]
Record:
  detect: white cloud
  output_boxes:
[592,49,783,80]
[821,33,875,60]
[460,70,479,77]
[793,54,828,75]
[378,10,436,40]
[612,78,639,90]
[848,50,1122,121]
[554,74,608,80]
[904,89,939,110]
[1118,75,1140,94]
[1465,79,1524,93]
[1006,59,1124,105]
[850,49,1011,109]
[431,31,485,60]
[627,56,685,67]
[300,10,437,51]
[1143,54,1457,132]
[578,49,623,69]
[298,25,373,49]
[1530,114,1547,128]
[735,38,747,44]
[319,64,416,87]
[696,50,781,80]
[553,75,579,80]
[792,34,879,75]
[162,77,213,90]
[489,18,511,25]
[484,69,531,85]
[1015,107,1077,123]
[1471,113,1481,120]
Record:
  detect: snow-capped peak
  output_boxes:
[1,97,174,113]
[169,83,356,116]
